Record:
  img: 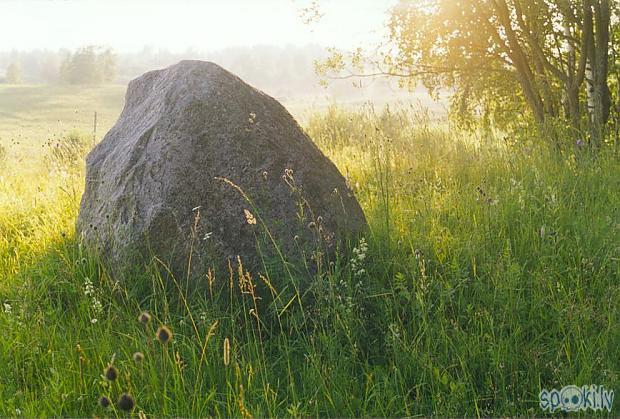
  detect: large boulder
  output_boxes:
[77,60,366,287]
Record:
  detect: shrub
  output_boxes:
[45,131,91,172]
[0,142,6,169]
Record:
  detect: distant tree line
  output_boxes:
[0,45,410,104]
[59,46,117,84]
[5,62,21,83]
[1,46,117,85]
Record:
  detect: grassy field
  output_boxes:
[0,85,618,416]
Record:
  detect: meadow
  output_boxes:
[0,85,618,416]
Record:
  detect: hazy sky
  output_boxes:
[1,0,397,52]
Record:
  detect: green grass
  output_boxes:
[0,87,618,416]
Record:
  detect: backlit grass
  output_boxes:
[0,94,618,416]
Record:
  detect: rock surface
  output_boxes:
[77,60,366,286]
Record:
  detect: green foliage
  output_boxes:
[0,106,618,416]
[59,46,117,85]
[0,142,6,169]
[45,131,92,172]
[5,62,22,84]
[318,1,618,142]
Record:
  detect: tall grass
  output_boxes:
[0,105,618,416]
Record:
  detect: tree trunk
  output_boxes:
[565,86,581,130]
[593,0,611,127]
[587,0,612,144]
[493,0,546,124]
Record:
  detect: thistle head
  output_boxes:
[156,325,172,345]
[138,311,151,324]
[98,395,111,409]
[104,365,118,381]
[117,393,135,412]
[133,352,145,363]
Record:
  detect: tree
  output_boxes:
[59,46,117,85]
[610,4,620,142]
[317,0,616,144]
[98,48,117,83]
[5,61,22,84]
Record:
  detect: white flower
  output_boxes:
[91,318,98,324]
[3,303,12,314]
[84,278,103,314]
[350,237,368,278]
[84,278,95,297]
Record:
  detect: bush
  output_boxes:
[45,131,91,172]
[0,142,6,170]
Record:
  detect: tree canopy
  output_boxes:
[317,0,619,144]
[5,62,22,84]
[59,46,117,85]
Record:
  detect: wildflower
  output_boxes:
[104,365,118,381]
[133,352,144,363]
[3,302,12,314]
[99,395,111,408]
[156,325,172,344]
[84,278,95,297]
[244,209,257,225]
[223,337,230,366]
[138,311,151,324]
[15,408,21,416]
[91,298,102,313]
[84,278,103,315]
[91,318,98,324]
[350,237,368,278]
[117,393,135,412]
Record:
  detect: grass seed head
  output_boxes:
[223,337,231,366]
[244,209,257,225]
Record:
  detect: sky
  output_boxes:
[1,0,397,52]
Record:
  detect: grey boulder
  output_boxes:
[77,60,366,288]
